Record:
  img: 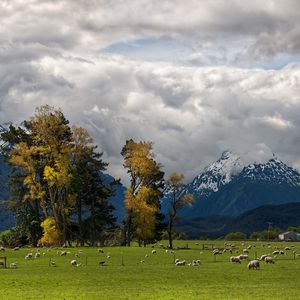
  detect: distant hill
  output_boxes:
[177,202,300,239]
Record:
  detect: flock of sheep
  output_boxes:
[0,242,300,270]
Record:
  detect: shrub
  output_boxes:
[0,227,27,247]
[225,232,247,240]
[38,217,63,246]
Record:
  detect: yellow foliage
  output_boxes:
[38,217,63,247]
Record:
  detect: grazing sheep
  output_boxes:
[140,260,145,263]
[165,250,169,253]
[175,260,186,266]
[99,261,106,266]
[50,261,56,267]
[192,260,201,266]
[285,247,291,251]
[260,255,268,261]
[25,253,33,260]
[264,257,275,264]
[175,258,180,264]
[75,253,79,258]
[212,249,220,255]
[247,260,260,270]
[247,245,252,250]
[243,249,249,254]
[273,250,279,255]
[152,250,157,254]
[13,247,20,251]
[145,254,148,258]
[71,259,78,266]
[106,255,111,259]
[60,251,67,256]
[0,246,5,252]
[98,248,104,253]
[238,255,248,260]
[230,256,241,264]
[10,263,17,269]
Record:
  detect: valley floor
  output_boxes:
[1,240,300,299]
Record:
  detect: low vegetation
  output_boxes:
[1,240,300,299]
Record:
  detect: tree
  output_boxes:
[165,172,194,249]
[121,139,164,246]
[0,105,116,246]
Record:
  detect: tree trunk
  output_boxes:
[168,218,173,249]
[126,215,132,247]
[77,198,84,246]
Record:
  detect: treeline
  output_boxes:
[0,105,193,248]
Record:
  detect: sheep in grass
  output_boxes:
[152,250,157,254]
[13,247,20,251]
[10,263,17,269]
[230,256,241,264]
[192,260,201,266]
[260,255,268,261]
[212,249,220,256]
[175,259,180,264]
[273,250,279,255]
[175,260,186,266]
[238,255,248,261]
[50,261,56,267]
[285,247,291,251]
[70,260,81,267]
[0,246,5,252]
[98,248,104,253]
[60,251,67,256]
[243,249,249,254]
[264,256,275,264]
[35,252,40,258]
[247,260,260,270]
[25,253,33,260]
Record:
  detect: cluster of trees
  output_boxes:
[0,105,194,248]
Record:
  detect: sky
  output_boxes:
[1,0,300,185]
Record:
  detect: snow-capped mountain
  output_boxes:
[183,150,243,197]
[241,157,300,186]
[165,151,300,219]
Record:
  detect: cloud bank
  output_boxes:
[1,1,300,185]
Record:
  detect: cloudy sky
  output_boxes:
[1,0,300,185]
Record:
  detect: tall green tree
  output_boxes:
[165,172,194,249]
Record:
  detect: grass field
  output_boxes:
[1,240,300,299]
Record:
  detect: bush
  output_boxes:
[0,227,27,247]
[224,232,247,240]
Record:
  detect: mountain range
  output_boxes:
[166,151,300,219]
[1,121,300,236]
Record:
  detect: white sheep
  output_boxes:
[238,255,248,260]
[10,262,17,269]
[35,252,41,258]
[71,259,78,266]
[25,253,33,260]
[175,258,180,264]
[60,251,67,256]
[264,256,275,264]
[272,250,279,255]
[260,254,268,261]
[152,250,157,254]
[230,256,241,264]
[98,248,104,253]
[212,249,220,255]
[50,261,56,267]
[13,246,20,251]
[247,260,260,270]
[243,249,249,254]
[192,259,201,266]
[0,246,5,251]
[175,260,186,266]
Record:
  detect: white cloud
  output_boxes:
[1,1,300,185]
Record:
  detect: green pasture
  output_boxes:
[1,240,300,299]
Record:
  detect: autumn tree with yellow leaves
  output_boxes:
[121,139,164,246]
[1,105,116,246]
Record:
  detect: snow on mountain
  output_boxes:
[241,157,300,186]
[184,150,243,197]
